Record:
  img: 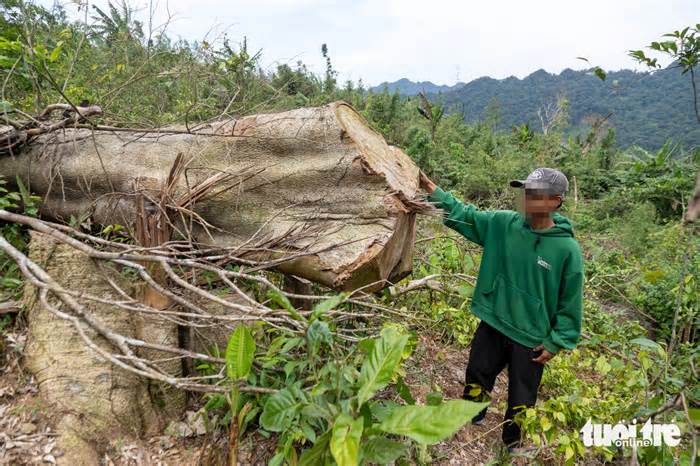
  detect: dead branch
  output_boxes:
[1,103,103,156]
[0,208,400,395]
[388,273,476,297]
[0,301,20,314]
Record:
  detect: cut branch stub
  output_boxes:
[0,101,422,291]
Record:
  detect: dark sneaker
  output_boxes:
[470,407,487,426]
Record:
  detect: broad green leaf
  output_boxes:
[330,413,363,466]
[594,355,611,375]
[425,392,443,406]
[340,365,360,386]
[361,437,407,465]
[630,337,664,356]
[307,319,332,355]
[688,408,700,426]
[300,402,330,420]
[310,292,349,321]
[564,446,574,460]
[368,400,400,423]
[49,41,63,62]
[360,401,373,427]
[204,393,227,411]
[395,376,415,405]
[260,388,298,432]
[226,326,255,380]
[280,336,304,353]
[630,337,660,349]
[299,430,331,466]
[378,399,489,445]
[15,177,30,204]
[540,416,552,431]
[357,328,409,406]
[301,422,317,443]
[284,360,302,378]
[358,337,375,354]
[268,452,285,466]
[267,288,306,322]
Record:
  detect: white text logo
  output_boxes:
[536,256,551,270]
[581,418,681,447]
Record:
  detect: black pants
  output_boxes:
[462,321,544,447]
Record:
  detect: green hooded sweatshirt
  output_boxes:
[428,187,584,354]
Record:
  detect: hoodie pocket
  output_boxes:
[482,274,548,339]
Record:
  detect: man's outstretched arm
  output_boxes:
[420,171,495,246]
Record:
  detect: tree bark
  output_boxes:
[687,171,700,223]
[22,231,183,464]
[0,101,420,291]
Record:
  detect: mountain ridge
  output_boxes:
[370,77,465,95]
[371,68,700,149]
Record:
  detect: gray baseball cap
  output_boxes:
[510,168,569,196]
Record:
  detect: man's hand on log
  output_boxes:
[419,170,437,194]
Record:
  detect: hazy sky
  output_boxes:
[48,0,699,86]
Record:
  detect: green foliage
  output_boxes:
[271,62,320,98]
[0,176,40,299]
[630,25,700,127]
[224,325,258,464]
[267,288,305,322]
[260,387,300,432]
[226,326,255,381]
[330,413,363,466]
[377,399,488,445]
[211,320,487,464]
[356,327,409,406]
[310,293,350,322]
[360,437,408,464]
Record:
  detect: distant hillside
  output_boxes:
[373,69,700,150]
[371,78,465,95]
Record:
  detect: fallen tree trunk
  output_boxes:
[1,103,426,461]
[0,101,422,291]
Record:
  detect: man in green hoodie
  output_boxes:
[420,167,584,449]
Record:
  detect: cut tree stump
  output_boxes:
[22,231,184,464]
[687,171,700,223]
[0,101,421,291]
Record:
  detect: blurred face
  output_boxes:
[516,188,562,215]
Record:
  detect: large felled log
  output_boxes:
[0,101,420,291]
